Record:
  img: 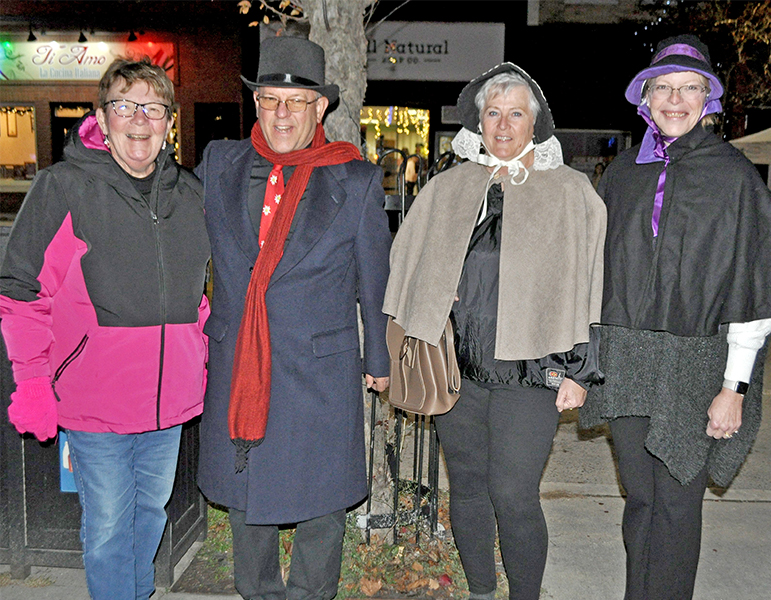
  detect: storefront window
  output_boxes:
[0,105,37,191]
[361,105,429,193]
[361,105,429,162]
[51,104,92,164]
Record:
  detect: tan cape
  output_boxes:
[382,161,607,361]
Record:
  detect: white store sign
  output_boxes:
[366,22,505,82]
[0,39,177,83]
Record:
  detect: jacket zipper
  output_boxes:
[51,334,89,402]
[147,152,169,430]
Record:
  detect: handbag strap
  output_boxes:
[442,319,461,393]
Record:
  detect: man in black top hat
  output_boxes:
[195,36,391,600]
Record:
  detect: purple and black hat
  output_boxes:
[625,34,724,107]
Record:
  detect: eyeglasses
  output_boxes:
[649,84,707,101]
[256,95,319,113]
[104,99,170,120]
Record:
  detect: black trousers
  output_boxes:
[610,416,709,600]
[228,508,346,600]
[434,379,560,600]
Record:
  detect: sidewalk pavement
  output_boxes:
[3,361,771,600]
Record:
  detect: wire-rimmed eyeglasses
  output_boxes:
[649,84,707,101]
[256,95,319,113]
[104,99,170,120]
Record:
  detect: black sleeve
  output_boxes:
[516,327,604,391]
[563,326,604,389]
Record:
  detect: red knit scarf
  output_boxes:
[229,121,361,470]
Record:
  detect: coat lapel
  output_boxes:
[270,164,348,285]
[219,141,260,262]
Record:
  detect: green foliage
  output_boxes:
[196,505,235,583]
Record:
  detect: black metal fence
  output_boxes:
[364,401,443,544]
[359,149,459,544]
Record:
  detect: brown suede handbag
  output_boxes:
[386,317,461,415]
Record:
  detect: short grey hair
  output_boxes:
[98,56,175,118]
[475,72,540,126]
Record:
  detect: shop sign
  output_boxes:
[0,40,177,83]
[366,22,504,82]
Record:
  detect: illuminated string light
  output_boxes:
[170,108,180,163]
[0,106,35,117]
[360,105,431,150]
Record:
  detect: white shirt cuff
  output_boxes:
[724,318,771,383]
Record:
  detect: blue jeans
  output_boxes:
[67,426,182,600]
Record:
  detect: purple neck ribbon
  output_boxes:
[635,106,676,237]
[649,137,670,238]
[631,64,723,237]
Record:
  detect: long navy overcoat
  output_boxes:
[196,138,391,524]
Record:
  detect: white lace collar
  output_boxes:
[451,127,564,223]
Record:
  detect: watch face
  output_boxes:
[736,381,750,395]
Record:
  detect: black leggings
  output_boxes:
[434,379,560,600]
[610,416,708,600]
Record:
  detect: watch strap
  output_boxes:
[723,379,749,395]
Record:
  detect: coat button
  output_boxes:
[249,266,254,273]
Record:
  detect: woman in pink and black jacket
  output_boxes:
[0,58,210,600]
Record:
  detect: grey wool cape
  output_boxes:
[382,160,606,361]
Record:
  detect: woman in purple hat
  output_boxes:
[582,34,771,599]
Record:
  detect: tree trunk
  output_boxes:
[303,0,370,149]
[301,0,394,540]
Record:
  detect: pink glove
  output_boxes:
[7,377,58,441]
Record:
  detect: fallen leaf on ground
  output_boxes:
[360,577,383,597]
[407,577,430,591]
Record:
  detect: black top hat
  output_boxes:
[625,34,723,104]
[456,62,555,144]
[241,36,339,105]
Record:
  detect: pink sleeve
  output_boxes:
[0,213,83,382]
[0,296,54,381]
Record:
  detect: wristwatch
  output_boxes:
[723,379,749,395]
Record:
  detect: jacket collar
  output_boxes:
[218,139,259,260]
[65,111,180,203]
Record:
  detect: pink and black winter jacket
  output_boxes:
[0,113,211,434]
